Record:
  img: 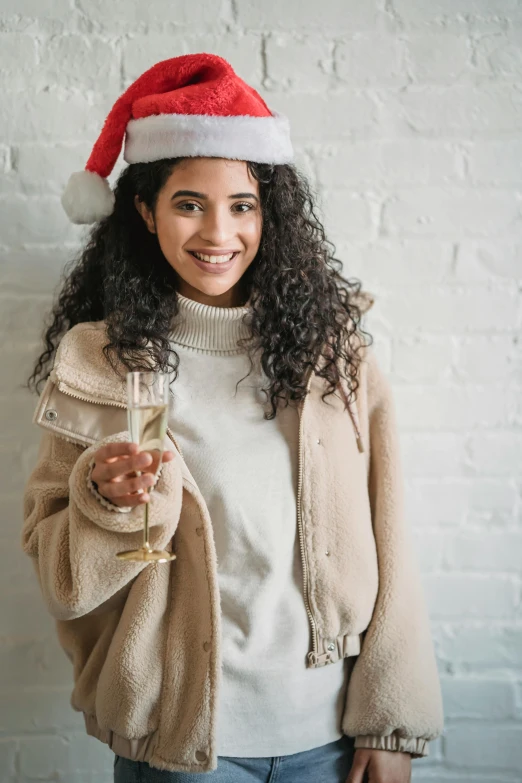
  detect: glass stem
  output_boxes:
[143,501,150,550]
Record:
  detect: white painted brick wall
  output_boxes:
[1,1,520,781]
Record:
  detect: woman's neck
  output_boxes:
[176,281,249,308]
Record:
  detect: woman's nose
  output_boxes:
[198,209,235,245]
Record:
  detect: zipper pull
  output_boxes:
[307,651,332,667]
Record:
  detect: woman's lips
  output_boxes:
[187,251,239,274]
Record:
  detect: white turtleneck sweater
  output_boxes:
[168,293,350,757]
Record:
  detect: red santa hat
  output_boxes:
[61,53,293,224]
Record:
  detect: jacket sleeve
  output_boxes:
[21,428,183,622]
[342,349,444,759]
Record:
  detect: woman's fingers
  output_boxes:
[97,452,150,482]
[96,441,140,462]
[90,442,176,507]
[94,448,175,483]
[99,472,157,498]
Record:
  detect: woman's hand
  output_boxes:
[346,748,412,783]
[91,441,176,508]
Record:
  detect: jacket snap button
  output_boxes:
[45,409,58,421]
[195,527,203,536]
[327,642,335,651]
[325,550,330,556]
[316,438,321,445]
[203,641,211,651]
[195,750,207,762]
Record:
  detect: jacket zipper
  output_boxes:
[49,380,185,459]
[297,366,320,667]
[298,358,364,668]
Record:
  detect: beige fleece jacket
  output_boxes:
[21,319,444,773]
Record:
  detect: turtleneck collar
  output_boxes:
[169,292,253,354]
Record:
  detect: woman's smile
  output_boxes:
[186,249,241,273]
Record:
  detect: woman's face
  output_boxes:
[135,157,262,307]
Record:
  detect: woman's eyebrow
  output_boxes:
[171,189,259,202]
[229,192,259,202]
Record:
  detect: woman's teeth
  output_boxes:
[192,251,236,264]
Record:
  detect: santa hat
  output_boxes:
[61,53,294,224]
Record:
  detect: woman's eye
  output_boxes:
[176,201,254,213]
[178,202,201,212]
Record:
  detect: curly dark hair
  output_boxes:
[25,158,373,419]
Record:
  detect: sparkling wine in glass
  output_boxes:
[115,371,176,563]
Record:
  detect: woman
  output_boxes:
[22,54,444,783]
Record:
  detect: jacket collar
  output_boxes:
[49,321,128,406]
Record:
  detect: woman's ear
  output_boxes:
[134,194,156,234]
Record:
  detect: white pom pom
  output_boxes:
[61,170,115,224]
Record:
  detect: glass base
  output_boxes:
[116,547,176,563]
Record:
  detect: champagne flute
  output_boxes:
[115,371,177,563]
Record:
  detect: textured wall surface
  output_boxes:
[1,1,521,781]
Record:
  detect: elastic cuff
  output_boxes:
[87,458,133,512]
[354,734,429,758]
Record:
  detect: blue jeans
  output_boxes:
[114,735,356,781]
